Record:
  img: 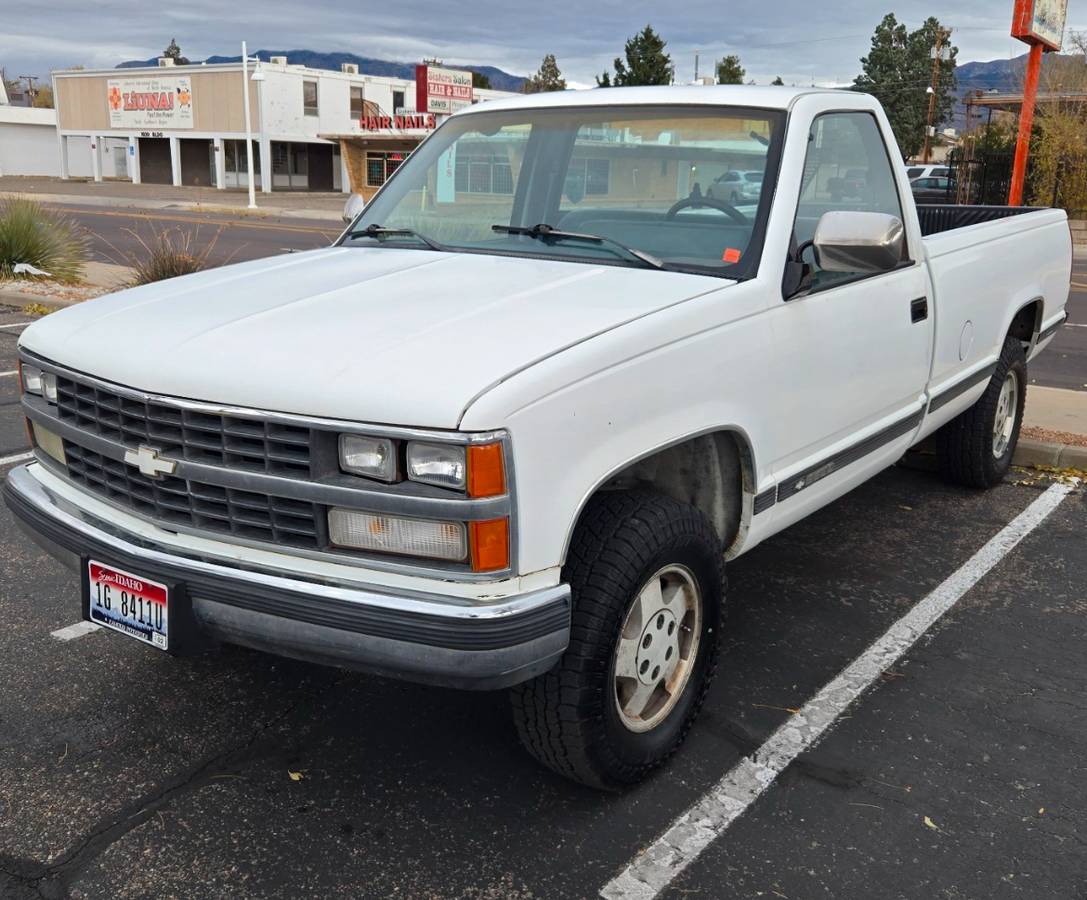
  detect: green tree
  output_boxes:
[471,72,493,90]
[523,54,567,93]
[162,38,190,66]
[716,55,745,85]
[771,76,785,86]
[853,14,958,159]
[597,25,672,87]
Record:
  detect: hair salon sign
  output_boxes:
[107,76,194,129]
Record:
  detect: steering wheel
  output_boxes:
[665,195,748,225]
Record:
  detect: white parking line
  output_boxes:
[51,621,102,642]
[0,370,17,377]
[601,481,1074,900]
[0,322,32,330]
[0,450,33,467]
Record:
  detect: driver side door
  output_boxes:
[765,111,933,527]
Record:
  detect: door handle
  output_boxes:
[911,298,929,324]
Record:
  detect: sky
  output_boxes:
[2,0,1084,88]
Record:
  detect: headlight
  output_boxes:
[339,434,396,482]
[18,364,57,404]
[406,441,466,490]
[328,508,467,561]
[20,364,43,396]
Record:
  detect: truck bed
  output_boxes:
[917,204,1043,238]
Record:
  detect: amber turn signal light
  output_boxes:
[467,443,505,498]
[469,518,509,572]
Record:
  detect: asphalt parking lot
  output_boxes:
[0,310,1085,899]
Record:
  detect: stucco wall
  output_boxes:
[0,112,61,176]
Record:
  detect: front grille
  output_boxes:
[64,442,322,549]
[55,376,312,478]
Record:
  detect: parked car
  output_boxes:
[905,164,951,181]
[827,168,869,201]
[711,169,764,204]
[911,175,956,203]
[7,86,1070,790]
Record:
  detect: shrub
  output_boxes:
[126,226,224,286]
[0,197,89,284]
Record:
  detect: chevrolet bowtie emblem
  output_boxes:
[123,445,177,479]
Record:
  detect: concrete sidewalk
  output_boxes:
[1020,385,1087,469]
[0,176,345,223]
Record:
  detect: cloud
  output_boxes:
[3,0,1084,86]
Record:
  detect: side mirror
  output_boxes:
[343,193,366,224]
[813,211,905,274]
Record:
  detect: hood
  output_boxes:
[20,247,729,429]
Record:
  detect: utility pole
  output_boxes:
[18,74,39,106]
[922,29,951,165]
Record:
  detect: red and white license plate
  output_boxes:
[87,561,169,650]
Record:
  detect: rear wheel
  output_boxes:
[938,336,1027,488]
[510,491,724,790]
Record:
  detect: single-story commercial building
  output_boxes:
[51,59,514,195]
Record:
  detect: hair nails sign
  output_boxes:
[1012,0,1068,50]
[415,64,474,115]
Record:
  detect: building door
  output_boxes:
[307,144,334,191]
[180,139,213,186]
[138,138,171,184]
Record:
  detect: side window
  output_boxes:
[906,167,924,179]
[795,112,906,290]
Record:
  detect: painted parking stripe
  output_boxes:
[51,621,102,641]
[0,450,33,467]
[0,370,17,377]
[0,322,32,330]
[601,481,1074,900]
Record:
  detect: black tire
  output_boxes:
[938,336,1027,489]
[510,490,724,790]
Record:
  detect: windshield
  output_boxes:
[344,105,784,278]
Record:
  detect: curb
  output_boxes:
[1013,438,1087,471]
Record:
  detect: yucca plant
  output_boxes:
[125,225,226,286]
[0,197,89,284]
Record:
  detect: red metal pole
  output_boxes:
[1008,42,1044,206]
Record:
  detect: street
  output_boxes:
[46,202,342,269]
[0,298,1083,898]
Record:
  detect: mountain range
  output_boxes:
[118,49,527,92]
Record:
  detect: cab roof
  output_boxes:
[456,84,853,117]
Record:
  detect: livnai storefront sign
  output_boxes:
[107,76,194,130]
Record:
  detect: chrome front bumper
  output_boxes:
[4,465,570,690]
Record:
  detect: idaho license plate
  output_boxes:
[87,561,169,650]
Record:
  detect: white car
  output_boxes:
[711,169,764,204]
[905,164,951,181]
[7,86,1071,789]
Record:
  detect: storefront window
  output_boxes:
[303,81,318,117]
[393,90,405,114]
[350,87,364,120]
[366,152,406,187]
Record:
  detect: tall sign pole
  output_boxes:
[1008,0,1068,205]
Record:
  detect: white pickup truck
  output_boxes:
[7,87,1071,789]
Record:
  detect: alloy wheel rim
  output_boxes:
[992,370,1019,459]
[613,565,702,734]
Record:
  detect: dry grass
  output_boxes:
[123,225,228,286]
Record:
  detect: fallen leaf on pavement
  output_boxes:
[288,770,305,782]
[923,816,939,831]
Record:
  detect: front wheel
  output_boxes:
[510,491,724,790]
[938,336,1027,488]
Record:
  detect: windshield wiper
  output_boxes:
[492,223,665,270]
[348,223,449,253]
